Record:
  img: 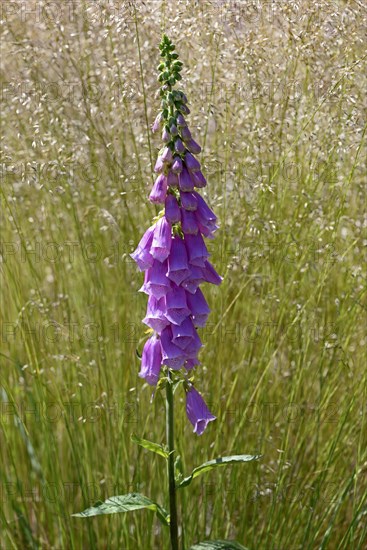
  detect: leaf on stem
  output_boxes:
[72,493,170,526]
[177,454,262,489]
[189,540,248,549]
[131,433,169,459]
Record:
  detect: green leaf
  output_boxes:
[131,433,169,459]
[72,493,170,526]
[177,454,262,489]
[189,540,248,549]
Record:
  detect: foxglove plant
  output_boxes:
[74,35,260,550]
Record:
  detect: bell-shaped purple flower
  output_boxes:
[139,335,162,385]
[180,104,190,115]
[160,326,187,369]
[186,139,201,154]
[152,112,163,134]
[161,146,173,164]
[140,259,171,299]
[181,265,205,294]
[164,286,191,325]
[186,386,216,435]
[143,295,169,334]
[191,170,207,188]
[167,236,191,285]
[186,288,210,327]
[130,224,155,271]
[180,191,197,211]
[154,156,164,173]
[171,317,197,350]
[179,166,195,192]
[184,152,201,172]
[162,127,171,142]
[201,260,223,285]
[172,156,183,174]
[165,194,181,224]
[174,138,186,154]
[180,126,192,141]
[151,217,172,262]
[194,192,217,222]
[181,209,198,235]
[177,114,186,127]
[184,232,209,267]
[167,171,179,188]
[170,124,178,136]
[150,174,168,204]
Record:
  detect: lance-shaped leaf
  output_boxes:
[189,540,248,549]
[131,433,169,459]
[72,493,170,526]
[177,454,261,489]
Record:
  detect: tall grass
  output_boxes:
[1,1,366,548]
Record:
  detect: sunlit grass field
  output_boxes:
[1,1,366,548]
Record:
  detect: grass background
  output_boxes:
[1,1,366,548]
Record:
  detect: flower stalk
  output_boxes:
[166,371,179,550]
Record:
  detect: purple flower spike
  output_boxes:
[152,112,163,133]
[191,170,207,188]
[161,146,173,164]
[162,127,171,142]
[201,260,223,285]
[154,156,165,173]
[167,236,191,285]
[180,126,192,141]
[151,216,172,262]
[140,260,171,300]
[181,265,205,294]
[180,191,198,211]
[178,166,195,192]
[186,386,216,435]
[130,224,155,271]
[186,288,210,327]
[143,295,169,334]
[139,335,162,385]
[172,156,183,174]
[181,209,198,235]
[165,286,191,325]
[160,326,187,369]
[184,232,209,267]
[171,317,197,350]
[149,173,168,204]
[165,194,181,224]
[185,152,201,172]
[174,138,186,154]
[186,139,201,154]
[167,171,179,188]
[176,114,186,127]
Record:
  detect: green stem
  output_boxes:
[166,371,179,550]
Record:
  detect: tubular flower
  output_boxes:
[131,34,222,434]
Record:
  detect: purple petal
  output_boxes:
[181,209,199,235]
[167,236,191,285]
[139,335,162,385]
[186,288,210,327]
[184,152,201,172]
[149,174,168,204]
[172,156,183,174]
[186,386,216,435]
[186,139,201,154]
[130,224,155,271]
[164,286,191,325]
[181,265,205,294]
[160,326,187,369]
[180,191,198,211]
[184,232,209,267]
[178,166,195,192]
[165,194,181,224]
[140,259,171,299]
[143,295,170,334]
[151,217,172,262]
[174,138,186,154]
[201,260,223,285]
[167,171,179,188]
[171,317,197,350]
